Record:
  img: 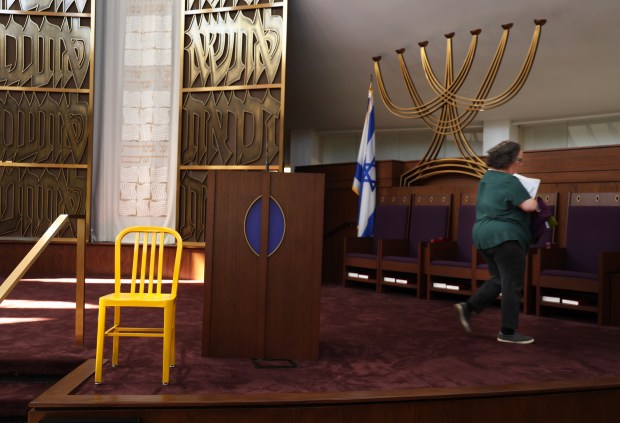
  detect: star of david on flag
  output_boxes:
[352,84,376,237]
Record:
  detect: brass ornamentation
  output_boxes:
[374,20,546,185]
[0,0,93,238]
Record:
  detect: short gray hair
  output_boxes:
[485,140,521,170]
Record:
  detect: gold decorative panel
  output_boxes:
[0,166,86,237]
[0,0,93,238]
[177,169,207,242]
[180,0,287,242]
[0,92,89,164]
[180,89,281,167]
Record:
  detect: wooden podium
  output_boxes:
[202,171,324,360]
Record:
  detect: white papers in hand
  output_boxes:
[514,173,540,197]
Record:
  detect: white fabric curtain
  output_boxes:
[91,0,181,242]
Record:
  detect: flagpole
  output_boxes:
[352,78,377,237]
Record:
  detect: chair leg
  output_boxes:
[112,306,121,366]
[170,302,176,367]
[94,303,106,384]
[162,305,173,385]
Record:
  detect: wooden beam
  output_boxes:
[74,216,86,347]
[0,214,70,303]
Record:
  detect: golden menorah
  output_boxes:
[373,19,546,185]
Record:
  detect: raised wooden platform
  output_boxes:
[28,360,620,423]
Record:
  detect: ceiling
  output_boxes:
[284,0,620,132]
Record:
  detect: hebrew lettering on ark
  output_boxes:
[0,91,89,164]
[184,9,283,88]
[181,90,280,166]
[0,15,91,89]
[0,166,85,237]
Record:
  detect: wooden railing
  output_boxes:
[0,214,87,346]
[0,214,70,302]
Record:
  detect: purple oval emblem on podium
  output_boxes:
[244,196,285,256]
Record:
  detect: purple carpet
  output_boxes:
[1,279,620,405]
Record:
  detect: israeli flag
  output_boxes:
[352,86,376,237]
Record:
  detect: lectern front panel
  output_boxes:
[203,171,324,360]
[204,171,264,357]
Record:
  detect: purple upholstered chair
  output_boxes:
[531,192,620,324]
[380,194,452,298]
[425,194,476,300]
[343,195,411,291]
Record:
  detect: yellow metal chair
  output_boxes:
[94,226,183,385]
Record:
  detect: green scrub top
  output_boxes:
[472,170,532,251]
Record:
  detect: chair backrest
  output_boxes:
[372,195,411,250]
[455,204,476,262]
[408,194,452,255]
[114,226,183,296]
[564,193,620,273]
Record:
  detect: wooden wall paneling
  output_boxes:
[0,242,205,281]
[1,243,77,278]
[297,164,357,284]
[180,247,206,280]
[519,145,620,175]
[376,160,406,188]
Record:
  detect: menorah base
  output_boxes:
[400,157,486,186]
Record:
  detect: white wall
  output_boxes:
[291,128,482,166]
[289,114,620,167]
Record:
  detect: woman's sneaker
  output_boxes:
[454,303,471,333]
[497,331,534,344]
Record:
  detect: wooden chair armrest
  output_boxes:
[427,240,456,261]
[531,247,566,284]
[601,251,620,274]
[538,246,566,269]
[344,237,373,254]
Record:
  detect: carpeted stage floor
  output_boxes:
[1,278,620,415]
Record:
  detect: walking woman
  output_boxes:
[455,140,538,344]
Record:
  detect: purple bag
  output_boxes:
[530,196,554,244]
